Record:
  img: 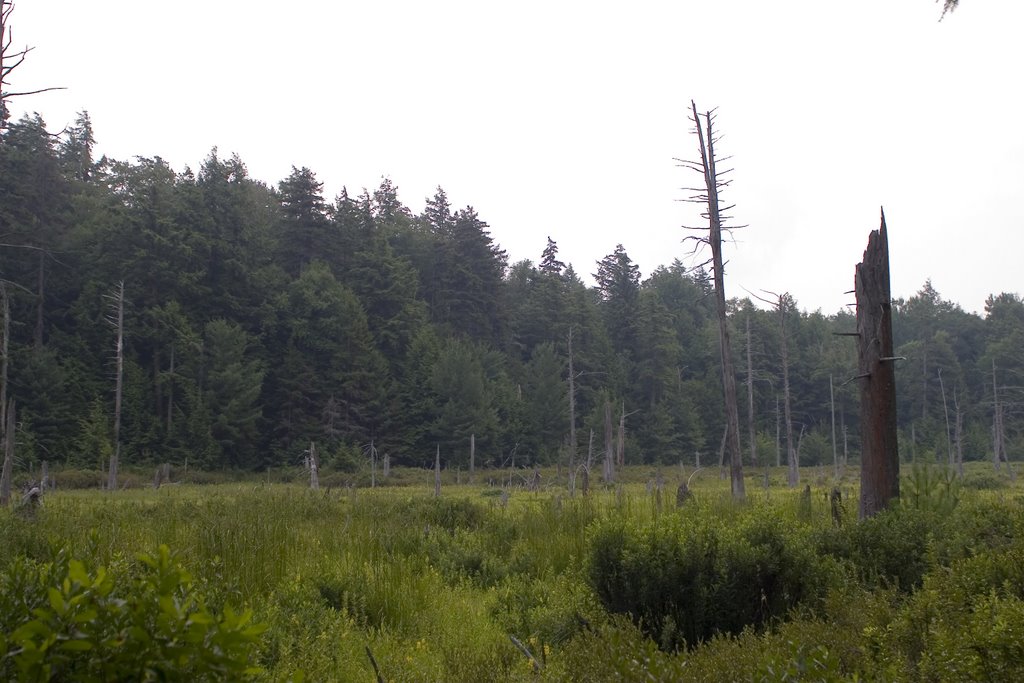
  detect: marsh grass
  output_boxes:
[1,463,1022,681]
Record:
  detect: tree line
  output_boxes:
[0,111,1020,477]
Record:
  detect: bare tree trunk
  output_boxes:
[40,460,48,489]
[689,101,744,499]
[938,369,953,468]
[992,359,1003,472]
[469,433,475,480]
[830,374,839,479]
[567,327,577,483]
[842,417,849,469]
[856,212,900,519]
[369,439,377,488]
[746,315,757,468]
[779,298,798,487]
[0,284,8,448]
[603,401,615,482]
[953,386,964,479]
[617,401,626,468]
[309,441,319,490]
[434,445,441,497]
[107,282,125,492]
[775,396,781,468]
[166,344,175,434]
[0,401,12,505]
[34,250,44,350]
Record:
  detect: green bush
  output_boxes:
[589,511,833,649]
[815,504,938,591]
[0,545,265,681]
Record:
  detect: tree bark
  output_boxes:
[856,211,900,519]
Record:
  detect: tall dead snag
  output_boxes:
[682,101,744,499]
[856,211,900,519]
[106,281,125,491]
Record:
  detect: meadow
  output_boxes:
[2,463,1023,682]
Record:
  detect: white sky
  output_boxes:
[8,0,1023,315]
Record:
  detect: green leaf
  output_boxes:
[48,587,66,615]
[68,559,90,585]
[59,639,94,651]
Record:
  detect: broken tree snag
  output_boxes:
[856,210,900,519]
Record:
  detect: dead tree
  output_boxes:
[433,445,441,497]
[616,403,639,468]
[469,433,475,481]
[755,291,798,487]
[938,368,954,468]
[602,401,615,483]
[567,327,577,494]
[746,315,757,469]
[0,400,12,505]
[681,101,745,499]
[953,385,965,479]
[830,375,840,479]
[991,359,1007,472]
[106,281,125,491]
[308,442,320,490]
[1,0,65,137]
[856,211,900,519]
[0,283,7,456]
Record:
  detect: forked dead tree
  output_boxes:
[856,211,900,519]
[680,101,745,499]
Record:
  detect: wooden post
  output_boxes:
[856,210,900,519]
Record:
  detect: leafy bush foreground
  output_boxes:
[0,545,264,682]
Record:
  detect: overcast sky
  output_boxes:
[8,0,1023,315]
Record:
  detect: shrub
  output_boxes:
[0,545,265,681]
[815,504,938,591]
[589,511,833,650]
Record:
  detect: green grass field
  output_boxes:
[2,463,1023,681]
